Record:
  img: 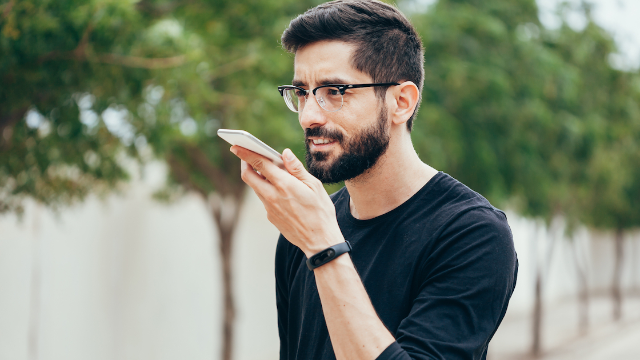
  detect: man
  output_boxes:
[229,1,518,359]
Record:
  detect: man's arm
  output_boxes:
[313,207,517,360]
[232,146,395,360]
[313,251,396,359]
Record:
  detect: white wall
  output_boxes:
[0,162,280,360]
[1,163,639,360]
[505,210,640,317]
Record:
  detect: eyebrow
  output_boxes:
[291,77,353,88]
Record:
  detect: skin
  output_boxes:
[230,40,438,360]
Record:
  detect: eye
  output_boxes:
[295,89,307,97]
[326,88,340,96]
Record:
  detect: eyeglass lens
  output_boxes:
[282,87,343,113]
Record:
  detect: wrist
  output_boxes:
[303,229,345,258]
[306,240,352,271]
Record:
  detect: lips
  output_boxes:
[311,138,333,145]
[307,137,337,151]
[305,128,343,152]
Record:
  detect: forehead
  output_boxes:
[293,40,372,86]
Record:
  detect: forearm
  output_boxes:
[313,253,396,360]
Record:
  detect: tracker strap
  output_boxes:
[306,241,352,271]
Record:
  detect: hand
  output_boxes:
[230,146,345,256]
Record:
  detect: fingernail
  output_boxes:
[230,146,236,154]
[285,149,295,161]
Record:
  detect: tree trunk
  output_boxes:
[571,234,589,334]
[210,190,246,360]
[531,222,542,356]
[531,220,559,356]
[28,204,43,360]
[167,141,246,360]
[612,228,624,321]
[532,270,543,356]
[577,268,589,333]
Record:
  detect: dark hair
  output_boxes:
[281,0,424,131]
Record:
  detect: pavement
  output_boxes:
[543,319,640,360]
[488,295,640,360]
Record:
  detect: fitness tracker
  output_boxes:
[306,241,352,271]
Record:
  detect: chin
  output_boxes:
[310,148,338,162]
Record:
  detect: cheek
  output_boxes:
[343,99,381,130]
[349,93,380,118]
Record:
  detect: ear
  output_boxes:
[389,81,419,127]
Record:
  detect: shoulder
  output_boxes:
[425,172,508,233]
[416,173,516,271]
[447,174,509,231]
[441,206,513,254]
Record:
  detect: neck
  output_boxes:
[345,131,437,220]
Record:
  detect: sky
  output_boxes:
[537,0,640,70]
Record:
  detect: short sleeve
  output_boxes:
[377,207,518,360]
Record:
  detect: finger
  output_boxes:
[231,146,285,183]
[239,160,276,198]
[241,161,271,204]
[282,148,318,187]
[244,159,267,181]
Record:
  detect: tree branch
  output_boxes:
[94,53,187,69]
[135,0,184,16]
[167,153,208,199]
[209,54,257,81]
[39,50,187,69]
[183,143,239,196]
[38,22,187,69]
[0,106,28,130]
[0,106,29,149]
[73,23,94,59]
[1,0,14,21]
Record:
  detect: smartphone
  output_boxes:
[217,129,284,166]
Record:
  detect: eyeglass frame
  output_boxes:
[277,82,400,113]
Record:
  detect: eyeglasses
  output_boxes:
[277,82,400,113]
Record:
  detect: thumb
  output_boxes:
[283,148,313,183]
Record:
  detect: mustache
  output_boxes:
[304,127,344,143]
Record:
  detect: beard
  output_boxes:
[304,104,390,184]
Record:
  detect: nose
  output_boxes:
[298,92,328,130]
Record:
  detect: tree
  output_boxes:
[1,1,317,359]
[408,0,576,353]
[131,2,319,359]
[2,2,172,357]
[406,0,640,354]
[541,2,640,322]
[4,0,639,359]
[1,0,155,214]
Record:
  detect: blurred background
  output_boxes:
[1,0,639,359]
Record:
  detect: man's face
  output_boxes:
[293,41,391,184]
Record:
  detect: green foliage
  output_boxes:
[1,0,154,213]
[411,0,562,214]
[0,0,318,212]
[140,0,318,198]
[409,0,640,232]
[1,0,639,235]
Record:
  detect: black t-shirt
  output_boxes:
[275,172,518,360]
